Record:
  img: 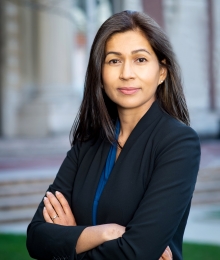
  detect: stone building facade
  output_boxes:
[163,0,220,137]
[0,0,219,138]
[1,0,80,137]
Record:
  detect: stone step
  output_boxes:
[0,181,52,197]
[0,193,43,210]
[0,168,57,184]
[2,180,217,199]
[194,181,220,193]
[192,191,220,205]
[197,168,220,180]
[1,194,219,223]
[0,166,219,225]
[0,208,36,223]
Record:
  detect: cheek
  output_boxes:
[102,69,118,89]
[102,74,109,85]
[137,66,160,83]
[102,67,113,85]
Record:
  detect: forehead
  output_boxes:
[105,30,154,53]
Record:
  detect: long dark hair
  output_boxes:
[70,10,190,146]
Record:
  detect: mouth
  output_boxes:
[117,87,140,95]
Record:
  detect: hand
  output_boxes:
[43,191,76,226]
[159,246,172,260]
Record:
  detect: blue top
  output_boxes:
[92,120,120,225]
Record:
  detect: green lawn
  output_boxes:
[183,242,220,260]
[0,234,31,260]
[0,234,220,260]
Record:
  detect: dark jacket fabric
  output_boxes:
[26,100,201,260]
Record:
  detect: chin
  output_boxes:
[117,103,144,110]
[116,99,155,111]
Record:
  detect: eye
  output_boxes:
[137,57,147,63]
[109,59,120,64]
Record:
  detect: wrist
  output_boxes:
[98,224,112,242]
[102,224,125,241]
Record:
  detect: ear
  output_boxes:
[158,59,167,85]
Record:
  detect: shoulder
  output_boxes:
[157,109,199,142]
[153,109,201,158]
[142,101,199,144]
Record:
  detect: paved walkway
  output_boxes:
[184,204,220,245]
[0,137,220,246]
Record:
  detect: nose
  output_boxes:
[119,61,135,80]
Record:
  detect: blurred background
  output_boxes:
[0,0,219,258]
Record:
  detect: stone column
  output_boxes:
[163,0,219,137]
[213,0,220,138]
[0,0,4,136]
[111,0,123,13]
[19,0,80,136]
[1,0,22,137]
[123,0,143,12]
[142,0,164,28]
[85,0,97,58]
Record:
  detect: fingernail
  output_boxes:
[55,191,60,195]
[43,207,46,210]
[44,196,48,201]
[46,191,51,195]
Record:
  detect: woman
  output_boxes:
[27,10,200,260]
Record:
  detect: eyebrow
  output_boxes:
[105,48,151,57]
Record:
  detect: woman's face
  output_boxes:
[102,30,167,113]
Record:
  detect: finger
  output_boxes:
[43,206,53,223]
[55,191,72,215]
[46,191,65,217]
[161,248,172,260]
[43,196,59,220]
[55,191,77,225]
[166,246,173,258]
[161,249,168,259]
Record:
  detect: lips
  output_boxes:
[118,87,140,95]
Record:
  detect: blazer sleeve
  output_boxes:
[26,142,88,260]
[79,126,201,260]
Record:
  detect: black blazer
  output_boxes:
[27,101,201,260]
